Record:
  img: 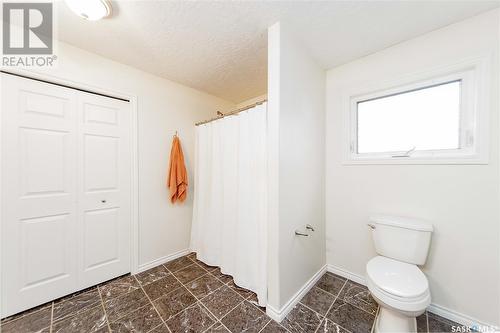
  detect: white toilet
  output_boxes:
[366,215,433,333]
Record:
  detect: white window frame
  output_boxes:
[343,58,490,165]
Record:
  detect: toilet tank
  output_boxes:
[369,215,433,265]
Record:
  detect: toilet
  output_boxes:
[366,215,433,333]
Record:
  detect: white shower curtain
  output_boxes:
[191,103,267,306]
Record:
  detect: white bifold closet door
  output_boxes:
[1,74,132,317]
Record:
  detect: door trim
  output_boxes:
[0,70,129,102]
[0,68,140,275]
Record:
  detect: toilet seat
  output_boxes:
[366,256,431,313]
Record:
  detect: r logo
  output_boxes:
[2,2,53,55]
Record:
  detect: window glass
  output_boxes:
[357,81,461,154]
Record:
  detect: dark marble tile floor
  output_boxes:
[1,256,466,333]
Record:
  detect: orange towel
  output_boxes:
[167,135,188,203]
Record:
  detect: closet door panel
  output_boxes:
[83,208,120,270]
[84,134,119,193]
[78,93,131,288]
[1,75,78,317]
[21,214,71,285]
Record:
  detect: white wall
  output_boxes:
[16,41,234,270]
[325,10,499,326]
[267,23,281,312]
[267,22,326,312]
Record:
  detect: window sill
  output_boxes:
[342,155,488,165]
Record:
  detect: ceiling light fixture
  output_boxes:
[64,0,112,21]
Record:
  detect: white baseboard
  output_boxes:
[327,264,365,285]
[135,248,191,274]
[427,304,499,332]
[327,264,499,331]
[266,265,327,322]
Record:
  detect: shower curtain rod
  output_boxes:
[195,99,267,126]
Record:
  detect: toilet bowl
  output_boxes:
[366,215,433,333]
[367,256,431,332]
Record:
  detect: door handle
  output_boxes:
[101,200,107,203]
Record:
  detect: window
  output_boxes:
[357,80,461,154]
[346,66,487,164]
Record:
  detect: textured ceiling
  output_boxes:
[55,1,499,103]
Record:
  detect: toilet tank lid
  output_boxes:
[370,215,433,232]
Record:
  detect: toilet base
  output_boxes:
[374,306,417,333]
